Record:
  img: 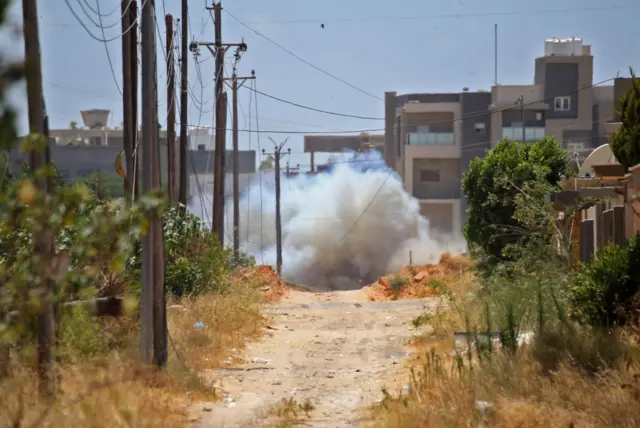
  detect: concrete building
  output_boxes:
[8,109,257,201]
[305,37,632,238]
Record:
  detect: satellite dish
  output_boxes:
[579,143,617,177]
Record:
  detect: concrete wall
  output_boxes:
[459,92,492,225]
[9,142,256,182]
[411,158,460,199]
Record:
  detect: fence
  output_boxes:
[553,164,640,264]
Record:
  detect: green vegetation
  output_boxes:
[462,137,570,277]
[376,133,640,427]
[610,68,640,171]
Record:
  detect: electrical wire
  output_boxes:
[244,86,384,120]
[74,0,123,29]
[229,4,640,25]
[223,8,383,102]
[95,0,122,95]
[176,77,617,135]
[79,0,123,18]
[64,0,141,42]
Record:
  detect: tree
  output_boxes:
[610,68,640,171]
[259,155,274,171]
[462,137,569,275]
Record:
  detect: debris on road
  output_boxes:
[230,265,289,302]
[365,252,472,301]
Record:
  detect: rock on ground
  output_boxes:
[190,289,438,427]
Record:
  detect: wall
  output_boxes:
[459,92,492,225]
[412,158,460,200]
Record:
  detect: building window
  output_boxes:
[554,96,571,111]
[474,123,486,134]
[420,169,440,182]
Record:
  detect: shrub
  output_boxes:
[567,234,640,328]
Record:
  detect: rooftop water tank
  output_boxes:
[80,109,110,129]
[544,37,583,56]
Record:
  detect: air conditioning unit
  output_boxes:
[567,142,585,151]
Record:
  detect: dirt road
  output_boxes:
[191,289,438,427]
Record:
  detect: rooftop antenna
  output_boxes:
[494,24,498,86]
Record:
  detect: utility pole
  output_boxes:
[121,0,134,200]
[178,0,188,210]
[166,14,176,203]
[22,0,54,398]
[225,65,255,263]
[263,138,290,276]
[130,1,139,199]
[191,1,247,244]
[517,95,525,143]
[140,0,166,367]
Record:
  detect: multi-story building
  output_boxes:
[306,37,632,238]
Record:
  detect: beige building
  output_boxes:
[305,37,631,238]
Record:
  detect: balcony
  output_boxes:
[407,132,454,146]
[502,126,545,142]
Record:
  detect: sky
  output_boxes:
[5,0,640,169]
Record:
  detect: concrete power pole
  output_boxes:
[191,1,247,244]
[166,14,176,203]
[225,66,255,262]
[22,0,54,398]
[263,138,290,276]
[140,0,166,367]
[178,0,188,210]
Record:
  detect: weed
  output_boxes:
[269,397,315,427]
[388,274,408,300]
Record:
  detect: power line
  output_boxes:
[177,77,616,135]
[95,0,122,95]
[244,86,384,120]
[64,0,141,42]
[228,4,640,25]
[223,8,383,102]
[79,0,121,17]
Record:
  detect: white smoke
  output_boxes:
[189,150,466,290]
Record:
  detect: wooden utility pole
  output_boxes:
[166,14,176,203]
[140,0,166,367]
[130,1,139,199]
[225,68,255,262]
[192,1,247,244]
[220,91,228,241]
[121,0,134,199]
[22,0,54,398]
[263,138,290,276]
[212,2,225,244]
[178,0,188,209]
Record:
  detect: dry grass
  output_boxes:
[371,267,640,428]
[0,273,269,427]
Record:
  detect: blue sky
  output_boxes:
[6,0,640,168]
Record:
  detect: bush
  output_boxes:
[567,234,640,328]
[126,204,235,298]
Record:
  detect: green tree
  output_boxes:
[610,69,640,171]
[462,137,569,276]
[259,155,274,171]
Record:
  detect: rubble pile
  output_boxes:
[231,265,289,302]
[365,252,472,301]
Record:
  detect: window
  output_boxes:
[554,96,571,111]
[474,123,486,134]
[197,144,206,151]
[420,169,440,182]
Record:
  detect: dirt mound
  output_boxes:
[231,265,289,302]
[365,252,472,301]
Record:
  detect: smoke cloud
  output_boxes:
[189,150,466,290]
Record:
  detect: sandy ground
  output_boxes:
[190,289,438,427]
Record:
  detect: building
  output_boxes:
[8,109,257,200]
[306,37,632,238]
